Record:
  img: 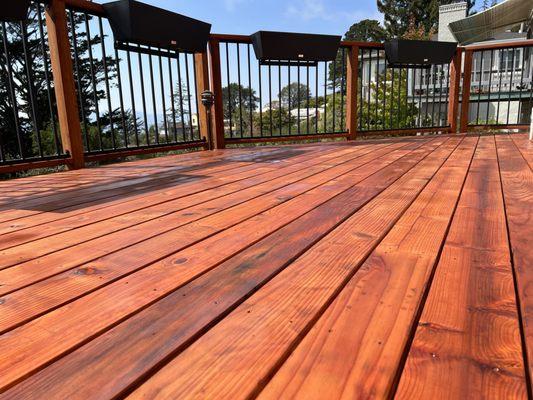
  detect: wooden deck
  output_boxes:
[0,133,531,399]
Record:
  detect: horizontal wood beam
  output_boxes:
[84,142,208,162]
[224,133,349,145]
[0,158,71,175]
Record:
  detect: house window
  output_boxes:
[499,49,521,72]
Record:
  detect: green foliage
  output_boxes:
[377,0,475,39]
[0,7,115,160]
[279,83,311,108]
[222,83,259,135]
[359,70,418,130]
[328,19,387,91]
[253,107,298,135]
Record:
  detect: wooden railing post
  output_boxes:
[447,48,463,133]
[459,49,473,134]
[346,44,359,140]
[194,51,212,148]
[207,38,226,149]
[46,0,85,169]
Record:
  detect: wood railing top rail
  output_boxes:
[464,39,533,51]
[63,0,106,15]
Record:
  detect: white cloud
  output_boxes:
[224,0,251,12]
[285,0,379,23]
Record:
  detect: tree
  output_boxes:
[359,69,418,130]
[344,19,388,42]
[0,5,115,161]
[253,107,297,135]
[329,20,387,91]
[222,83,259,135]
[279,83,311,109]
[377,0,475,39]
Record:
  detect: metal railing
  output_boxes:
[66,6,206,157]
[217,36,349,142]
[0,1,66,166]
[0,0,532,175]
[466,44,533,127]
[357,45,451,134]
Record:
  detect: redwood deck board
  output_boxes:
[0,134,530,399]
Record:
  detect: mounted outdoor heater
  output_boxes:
[250,31,341,66]
[1,0,31,22]
[103,0,211,55]
[384,39,457,68]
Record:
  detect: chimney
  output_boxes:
[438,1,468,42]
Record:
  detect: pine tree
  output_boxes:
[377,0,476,38]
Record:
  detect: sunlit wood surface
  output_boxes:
[0,133,531,399]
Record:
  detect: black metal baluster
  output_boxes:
[137,46,150,145]
[1,22,24,159]
[278,63,282,136]
[168,55,178,142]
[258,62,263,137]
[323,60,327,132]
[397,68,402,128]
[485,50,494,125]
[236,44,243,137]
[430,66,437,128]
[437,65,444,127]
[147,50,159,144]
[517,47,527,124]
[184,53,194,141]
[84,13,103,150]
[21,20,43,157]
[332,56,337,132]
[306,64,310,134]
[268,64,273,136]
[367,49,372,129]
[297,60,301,134]
[37,4,60,155]
[374,49,379,129]
[126,49,139,146]
[98,17,115,149]
[340,48,346,131]
[506,47,516,125]
[358,49,363,131]
[288,64,291,135]
[114,49,128,147]
[423,68,431,127]
[225,43,233,138]
[176,52,186,141]
[496,49,505,124]
[158,50,168,142]
[192,54,201,141]
[315,63,319,134]
[476,51,484,125]
[382,54,387,129]
[390,66,395,129]
[69,11,89,151]
[417,69,423,128]
[247,44,253,137]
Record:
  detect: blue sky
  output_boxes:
[96,0,383,37]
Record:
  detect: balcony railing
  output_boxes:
[0,0,532,174]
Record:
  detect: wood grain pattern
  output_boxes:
[125,138,461,399]
[0,138,444,392]
[259,137,478,400]
[0,134,529,399]
[395,136,528,399]
[495,135,533,387]
[0,140,449,400]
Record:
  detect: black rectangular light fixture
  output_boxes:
[250,31,342,66]
[1,0,31,22]
[384,39,457,68]
[103,0,211,53]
